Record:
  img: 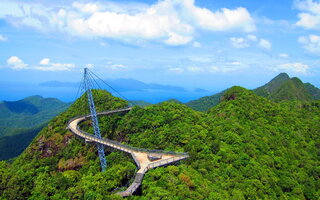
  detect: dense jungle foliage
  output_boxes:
[0,87,319,199]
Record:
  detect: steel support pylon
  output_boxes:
[83,68,107,172]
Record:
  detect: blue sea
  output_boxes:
[0,82,214,103]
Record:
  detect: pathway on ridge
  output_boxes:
[67,107,189,197]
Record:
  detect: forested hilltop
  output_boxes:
[0,87,319,199]
[186,73,320,111]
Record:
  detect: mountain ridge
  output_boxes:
[253,73,312,102]
[186,73,319,111]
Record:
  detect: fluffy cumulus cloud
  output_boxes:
[275,62,309,74]
[230,37,249,48]
[7,56,28,70]
[295,0,320,29]
[35,58,75,71]
[6,57,76,71]
[259,39,272,50]
[39,58,50,65]
[298,34,320,55]
[0,0,255,46]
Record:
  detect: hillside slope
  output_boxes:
[0,124,45,160]
[0,95,70,132]
[0,96,70,160]
[0,88,319,199]
[185,90,225,112]
[269,77,311,102]
[305,82,320,100]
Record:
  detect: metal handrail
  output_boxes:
[67,107,189,156]
[66,107,132,128]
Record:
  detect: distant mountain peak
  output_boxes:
[264,73,290,92]
[254,73,290,97]
[274,72,290,80]
[253,73,313,102]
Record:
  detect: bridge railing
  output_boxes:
[66,107,132,127]
[75,125,188,156]
[67,107,188,156]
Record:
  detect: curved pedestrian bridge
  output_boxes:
[67,107,189,197]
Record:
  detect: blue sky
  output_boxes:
[0,0,320,100]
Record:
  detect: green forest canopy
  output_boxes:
[0,87,319,199]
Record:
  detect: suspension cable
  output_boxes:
[87,69,138,106]
[74,75,85,102]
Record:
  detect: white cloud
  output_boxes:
[259,39,272,50]
[36,58,75,71]
[0,35,8,41]
[0,0,255,46]
[6,56,75,71]
[275,62,309,74]
[165,33,193,46]
[228,61,241,65]
[230,37,249,48]
[298,34,320,55]
[72,2,102,13]
[187,66,203,72]
[7,56,28,70]
[295,0,320,29]
[279,53,289,58]
[185,3,255,32]
[169,60,245,74]
[103,61,128,70]
[229,35,271,50]
[169,67,184,73]
[247,34,257,41]
[109,64,127,70]
[39,58,50,65]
